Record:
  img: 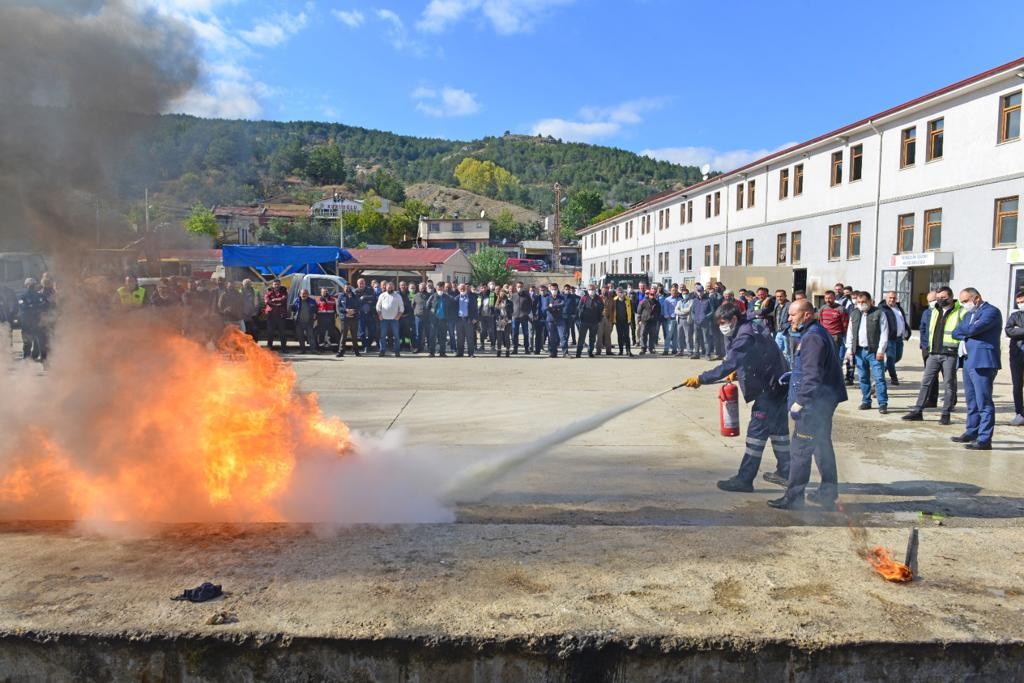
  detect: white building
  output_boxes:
[417,217,491,254]
[580,58,1024,319]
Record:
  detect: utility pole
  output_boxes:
[338,211,345,249]
[552,182,562,272]
[144,187,150,235]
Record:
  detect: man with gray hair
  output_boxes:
[950,287,1002,450]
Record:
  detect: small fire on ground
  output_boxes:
[866,546,913,583]
[0,323,351,525]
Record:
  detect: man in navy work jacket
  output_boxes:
[682,302,791,493]
[771,299,848,510]
[951,287,1002,450]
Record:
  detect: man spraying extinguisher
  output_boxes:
[681,301,791,493]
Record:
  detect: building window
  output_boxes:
[428,222,440,232]
[686,248,693,271]
[927,118,944,161]
[734,240,743,265]
[736,184,744,211]
[589,263,595,278]
[776,233,787,264]
[779,168,789,199]
[830,151,843,186]
[828,224,842,260]
[687,200,693,222]
[452,222,464,232]
[705,195,712,218]
[850,144,863,181]
[898,213,915,253]
[713,243,720,265]
[612,259,619,272]
[704,245,711,267]
[900,126,917,167]
[791,231,802,264]
[714,191,721,215]
[924,208,942,251]
[679,204,686,225]
[999,91,1021,143]
[847,221,861,259]
[995,196,1019,246]
[625,257,632,273]
[679,249,685,270]
[794,164,804,196]
[747,180,755,207]
[745,239,754,265]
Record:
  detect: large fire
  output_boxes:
[0,319,351,524]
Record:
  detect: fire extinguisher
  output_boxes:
[718,381,740,437]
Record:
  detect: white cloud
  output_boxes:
[332,8,365,27]
[239,9,309,47]
[169,76,267,120]
[412,86,481,117]
[530,97,666,143]
[640,143,799,173]
[375,8,428,54]
[418,0,574,34]
[531,119,619,141]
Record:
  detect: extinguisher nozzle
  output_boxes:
[670,383,684,391]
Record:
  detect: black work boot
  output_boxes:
[716,477,754,493]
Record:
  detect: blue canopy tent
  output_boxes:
[222,245,354,281]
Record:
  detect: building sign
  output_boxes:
[1007,248,1024,264]
[887,251,953,268]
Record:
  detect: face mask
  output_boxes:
[935,298,948,308]
[857,303,869,312]
[1017,302,1024,310]
[719,323,735,336]
[961,301,976,313]
[588,290,596,296]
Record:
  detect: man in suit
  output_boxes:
[951,287,1002,450]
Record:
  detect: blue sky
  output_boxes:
[156,0,1023,172]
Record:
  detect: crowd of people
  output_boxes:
[5,269,1023,511]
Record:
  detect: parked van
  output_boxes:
[506,258,546,272]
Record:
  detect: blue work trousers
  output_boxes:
[736,392,791,484]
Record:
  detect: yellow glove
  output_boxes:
[682,376,701,388]
[725,371,737,383]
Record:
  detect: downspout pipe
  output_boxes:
[868,119,884,297]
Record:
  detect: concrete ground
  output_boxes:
[2,339,1024,680]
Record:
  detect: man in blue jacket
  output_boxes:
[771,300,848,510]
[543,283,566,358]
[951,287,1002,450]
[688,285,714,359]
[682,302,790,492]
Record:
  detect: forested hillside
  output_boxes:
[118,115,701,215]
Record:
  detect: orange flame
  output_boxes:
[866,546,913,582]
[0,321,351,524]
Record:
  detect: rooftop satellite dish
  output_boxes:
[700,163,711,175]
[480,209,486,218]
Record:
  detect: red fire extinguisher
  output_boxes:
[719,381,740,437]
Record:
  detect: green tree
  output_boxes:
[561,189,605,231]
[345,194,387,244]
[592,204,627,223]
[368,169,407,203]
[469,246,512,285]
[384,207,418,247]
[184,203,218,238]
[304,141,346,185]
[258,217,336,245]
[491,208,518,242]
